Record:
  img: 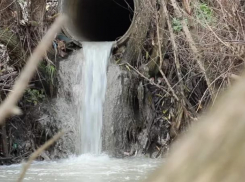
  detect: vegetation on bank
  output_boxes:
[115,0,245,157]
[0,0,60,164]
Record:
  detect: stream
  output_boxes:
[0,154,162,182]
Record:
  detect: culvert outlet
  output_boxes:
[61,0,136,43]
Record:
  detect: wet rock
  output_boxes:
[34,50,84,159]
[102,63,135,156]
[102,63,156,157]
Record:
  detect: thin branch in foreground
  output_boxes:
[17,131,64,182]
[0,15,67,125]
[145,71,245,182]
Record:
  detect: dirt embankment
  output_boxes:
[0,0,245,164]
[0,0,62,165]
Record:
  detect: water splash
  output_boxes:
[80,42,114,154]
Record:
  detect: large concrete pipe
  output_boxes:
[61,0,136,44]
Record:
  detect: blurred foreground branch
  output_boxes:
[17,131,64,182]
[0,15,67,125]
[146,64,245,181]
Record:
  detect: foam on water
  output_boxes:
[0,154,162,182]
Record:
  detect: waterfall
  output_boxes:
[80,42,114,154]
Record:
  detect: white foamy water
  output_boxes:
[0,155,163,182]
[80,42,114,154]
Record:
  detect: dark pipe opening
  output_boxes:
[64,0,135,42]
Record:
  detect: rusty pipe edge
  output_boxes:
[60,0,137,47]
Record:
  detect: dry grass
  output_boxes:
[126,0,245,152]
[159,0,245,131]
[176,0,245,104]
[145,69,245,182]
[140,4,245,178]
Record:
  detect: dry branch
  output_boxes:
[160,0,198,118]
[0,72,18,81]
[145,71,245,181]
[155,11,179,101]
[161,0,187,103]
[169,0,214,100]
[0,15,67,125]
[119,62,171,95]
[17,131,64,182]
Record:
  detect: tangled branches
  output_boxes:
[119,0,245,156]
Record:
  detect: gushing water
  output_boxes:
[80,42,114,154]
[0,155,161,182]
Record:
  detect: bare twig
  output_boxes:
[17,131,64,182]
[169,0,214,100]
[0,71,17,81]
[161,0,198,121]
[0,15,67,125]
[145,70,245,182]
[119,62,171,95]
[161,0,184,99]
[155,11,179,101]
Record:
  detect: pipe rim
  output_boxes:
[60,0,137,46]
[115,0,137,46]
